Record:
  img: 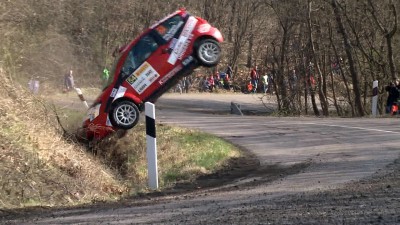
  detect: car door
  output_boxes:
[121,33,162,98]
[121,14,188,99]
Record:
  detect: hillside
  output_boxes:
[0,68,126,208]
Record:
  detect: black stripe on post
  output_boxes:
[372,87,378,96]
[146,116,156,138]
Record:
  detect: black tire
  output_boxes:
[110,100,140,130]
[195,39,221,67]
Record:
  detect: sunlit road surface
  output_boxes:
[157,94,400,192]
[18,93,400,224]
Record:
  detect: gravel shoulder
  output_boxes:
[2,156,398,224]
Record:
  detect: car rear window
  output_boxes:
[154,15,185,41]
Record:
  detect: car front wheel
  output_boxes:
[110,100,139,130]
[196,39,221,67]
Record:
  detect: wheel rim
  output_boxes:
[114,104,137,126]
[198,42,220,64]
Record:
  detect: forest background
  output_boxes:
[1,0,400,116]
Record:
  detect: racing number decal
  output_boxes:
[126,62,160,94]
[167,16,198,65]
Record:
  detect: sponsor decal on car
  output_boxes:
[168,16,198,65]
[128,62,160,94]
[114,86,127,100]
[110,88,118,98]
[169,38,178,49]
[87,104,101,122]
[159,64,183,85]
[178,34,193,60]
[126,73,138,84]
[182,55,194,66]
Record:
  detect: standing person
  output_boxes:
[214,72,221,89]
[64,69,75,92]
[183,77,191,93]
[396,78,400,90]
[269,69,276,94]
[223,72,231,90]
[202,75,210,92]
[250,65,259,93]
[102,68,110,88]
[385,81,399,114]
[208,74,215,92]
[175,79,183,94]
[262,73,269,94]
[28,76,40,94]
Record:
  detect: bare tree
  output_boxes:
[307,0,329,116]
[366,0,398,80]
[331,0,365,116]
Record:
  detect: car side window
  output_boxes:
[122,34,159,76]
[154,15,184,41]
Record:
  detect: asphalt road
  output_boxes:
[156,94,399,191]
[5,93,400,224]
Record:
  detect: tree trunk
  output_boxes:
[278,27,290,110]
[307,1,329,116]
[247,23,254,67]
[227,1,236,43]
[328,22,355,116]
[330,69,341,116]
[271,45,281,110]
[305,56,319,116]
[331,0,364,116]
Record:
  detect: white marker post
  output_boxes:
[75,88,89,109]
[145,102,158,190]
[372,80,378,117]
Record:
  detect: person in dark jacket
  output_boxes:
[385,81,399,114]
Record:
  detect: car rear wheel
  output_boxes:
[196,39,221,67]
[110,100,139,130]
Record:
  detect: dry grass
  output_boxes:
[91,124,242,194]
[0,68,126,209]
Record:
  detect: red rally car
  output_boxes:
[83,8,223,140]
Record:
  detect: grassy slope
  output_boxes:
[0,70,125,209]
[91,124,241,193]
[0,70,242,209]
